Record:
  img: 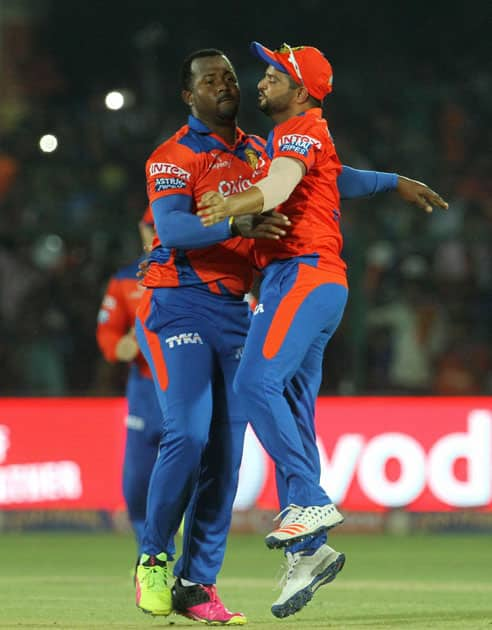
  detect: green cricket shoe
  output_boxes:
[135,552,172,616]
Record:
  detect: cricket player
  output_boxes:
[133,46,447,624]
[198,41,448,618]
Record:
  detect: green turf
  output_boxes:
[0,531,491,628]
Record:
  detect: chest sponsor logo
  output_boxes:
[149,162,191,180]
[278,133,322,156]
[210,152,233,170]
[165,332,204,349]
[155,177,187,192]
[218,176,253,197]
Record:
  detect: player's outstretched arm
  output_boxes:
[337,166,448,212]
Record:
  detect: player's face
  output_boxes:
[257,65,297,117]
[184,56,240,122]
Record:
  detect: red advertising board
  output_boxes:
[0,398,127,510]
[1,397,491,512]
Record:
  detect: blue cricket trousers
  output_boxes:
[135,285,248,584]
[235,258,348,508]
[123,366,163,553]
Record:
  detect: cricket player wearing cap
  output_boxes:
[197,42,448,618]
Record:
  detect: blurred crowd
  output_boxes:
[0,4,491,396]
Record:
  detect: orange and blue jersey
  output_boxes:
[142,115,268,297]
[254,108,346,283]
[96,258,151,379]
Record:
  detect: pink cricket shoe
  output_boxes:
[172,580,246,625]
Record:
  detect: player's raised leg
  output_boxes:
[235,260,348,548]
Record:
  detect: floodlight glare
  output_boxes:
[105,91,125,110]
[39,134,58,153]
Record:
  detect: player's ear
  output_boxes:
[182,89,193,108]
[296,86,310,105]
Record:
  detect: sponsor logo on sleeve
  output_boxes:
[155,177,188,192]
[278,134,322,156]
[149,163,191,180]
[149,163,191,193]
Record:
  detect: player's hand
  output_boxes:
[396,176,448,213]
[115,330,139,362]
[137,259,150,280]
[233,212,291,240]
[197,191,230,225]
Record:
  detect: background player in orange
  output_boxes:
[96,210,178,565]
[198,41,448,618]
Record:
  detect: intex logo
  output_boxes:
[165,332,204,348]
[218,176,253,197]
[279,134,322,150]
[149,162,191,180]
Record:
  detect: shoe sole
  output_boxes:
[270,552,346,619]
[137,605,172,617]
[265,517,344,550]
[174,610,247,625]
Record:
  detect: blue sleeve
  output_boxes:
[152,195,232,249]
[337,166,399,199]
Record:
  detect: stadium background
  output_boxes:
[1,1,491,627]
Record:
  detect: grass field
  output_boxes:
[1,531,491,629]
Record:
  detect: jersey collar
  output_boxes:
[188,115,247,148]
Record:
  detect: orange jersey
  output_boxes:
[142,115,268,297]
[254,108,346,281]
[96,259,151,379]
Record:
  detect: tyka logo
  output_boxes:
[165,332,204,348]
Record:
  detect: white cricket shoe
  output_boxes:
[265,503,344,549]
[271,544,345,618]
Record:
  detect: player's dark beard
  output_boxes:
[258,99,273,116]
[216,100,239,121]
[258,92,290,117]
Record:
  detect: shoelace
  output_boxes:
[142,566,167,591]
[272,504,304,528]
[277,553,301,590]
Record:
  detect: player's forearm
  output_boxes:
[224,186,265,216]
[337,166,398,199]
[255,157,304,211]
[152,196,232,249]
[96,329,122,362]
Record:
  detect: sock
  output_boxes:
[180,578,198,587]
